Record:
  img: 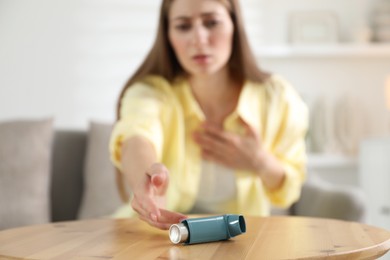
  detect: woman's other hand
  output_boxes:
[193,119,264,171]
[193,119,285,190]
[130,163,187,230]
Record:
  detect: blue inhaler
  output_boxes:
[169,214,246,245]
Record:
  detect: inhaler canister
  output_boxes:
[169,214,246,245]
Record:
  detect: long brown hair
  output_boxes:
[116,0,269,120]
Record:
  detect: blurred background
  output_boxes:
[1,0,390,230]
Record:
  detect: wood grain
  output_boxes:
[0,216,389,259]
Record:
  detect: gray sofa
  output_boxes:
[51,124,367,222]
[0,120,367,230]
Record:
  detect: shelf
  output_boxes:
[256,43,390,58]
[307,153,357,169]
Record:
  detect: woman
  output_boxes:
[110,0,308,230]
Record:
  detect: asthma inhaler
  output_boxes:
[169,214,246,245]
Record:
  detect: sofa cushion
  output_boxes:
[78,121,123,219]
[51,130,86,222]
[0,119,53,230]
[293,175,366,222]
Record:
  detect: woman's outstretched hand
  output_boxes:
[193,119,265,172]
[130,163,187,230]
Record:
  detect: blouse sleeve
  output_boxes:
[109,82,167,171]
[264,76,309,208]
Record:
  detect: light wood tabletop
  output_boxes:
[0,216,389,260]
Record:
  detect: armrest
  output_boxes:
[293,175,367,222]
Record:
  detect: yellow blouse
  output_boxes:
[109,74,308,217]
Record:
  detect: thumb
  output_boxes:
[240,117,257,137]
[147,163,169,195]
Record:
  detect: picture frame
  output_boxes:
[289,11,339,45]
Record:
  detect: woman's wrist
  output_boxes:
[253,148,285,190]
[253,148,268,176]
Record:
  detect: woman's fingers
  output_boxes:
[201,123,230,143]
[193,120,263,170]
[158,208,187,224]
[139,215,171,230]
[135,202,187,230]
[131,194,160,222]
[140,209,187,230]
[193,123,238,161]
[147,163,169,195]
[193,130,228,153]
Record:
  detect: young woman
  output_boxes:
[109,0,308,230]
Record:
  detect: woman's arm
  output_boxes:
[121,136,186,230]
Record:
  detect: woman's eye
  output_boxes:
[175,24,191,31]
[204,20,218,28]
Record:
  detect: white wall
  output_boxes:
[0,0,386,130]
[0,0,159,129]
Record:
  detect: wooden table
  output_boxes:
[0,216,389,259]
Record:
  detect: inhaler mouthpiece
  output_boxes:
[169,223,189,244]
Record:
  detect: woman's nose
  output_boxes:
[191,25,208,47]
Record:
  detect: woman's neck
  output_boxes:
[188,70,242,125]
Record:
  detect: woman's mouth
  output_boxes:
[192,54,210,64]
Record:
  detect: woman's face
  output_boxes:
[168,0,234,77]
